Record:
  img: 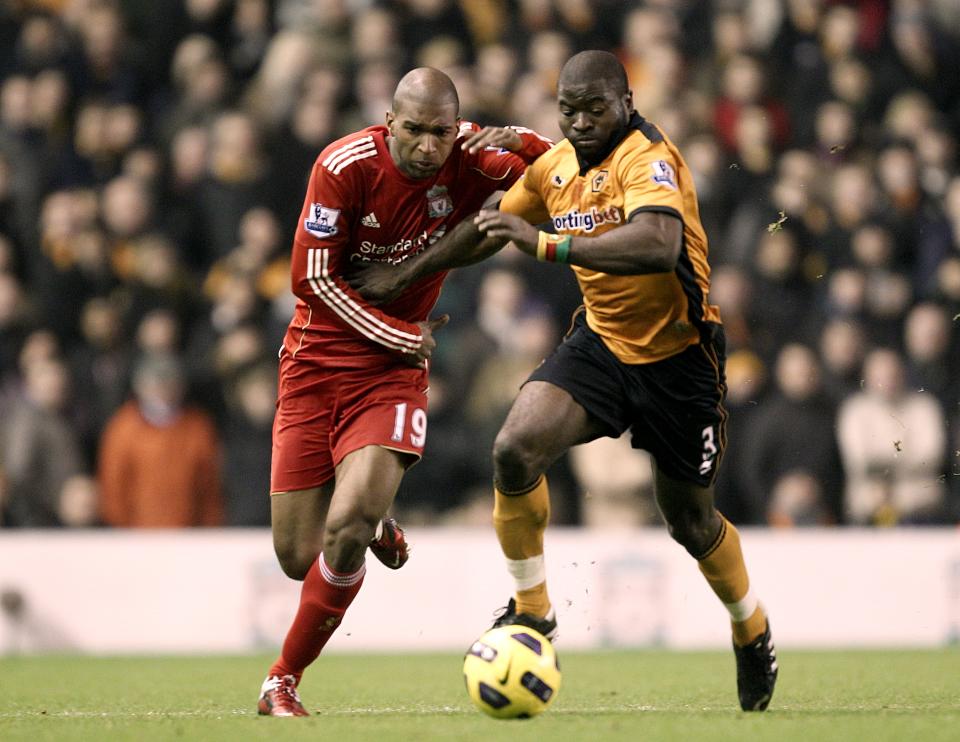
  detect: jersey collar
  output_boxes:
[575,111,649,176]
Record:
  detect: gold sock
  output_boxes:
[733,606,768,646]
[494,476,551,617]
[516,583,551,618]
[697,515,767,646]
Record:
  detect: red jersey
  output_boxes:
[283,123,552,368]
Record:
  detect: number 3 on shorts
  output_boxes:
[391,403,427,448]
[699,425,717,476]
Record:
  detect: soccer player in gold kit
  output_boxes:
[350,50,778,711]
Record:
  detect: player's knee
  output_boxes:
[273,539,316,581]
[665,512,718,557]
[493,429,545,487]
[322,511,378,571]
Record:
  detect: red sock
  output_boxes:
[269,556,365,682]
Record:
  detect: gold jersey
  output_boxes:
[500,113,721,364]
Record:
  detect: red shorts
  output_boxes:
[270,352,430,492]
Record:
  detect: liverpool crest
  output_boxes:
[426,185,453,218]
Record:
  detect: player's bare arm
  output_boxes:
[347,217,508,304]
[474,209,682,275]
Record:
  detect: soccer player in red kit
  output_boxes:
[257,67,552,716]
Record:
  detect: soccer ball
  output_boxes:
[462,624,561,719]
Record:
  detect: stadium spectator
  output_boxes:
[132,307,182,358]
[881,3,960,116]
[161,123,210,265]
[221,360,274,526]
[0,272,33,389]
[569,434,656,527]
[818,317,868,403]
[196,110,273,263]
[822,162,880,270]
[709,265,755,352]
[270,71,342,233]
[837,347,948,525]
[454,268,544,415]
[0,355,84,527]
[71,2,144,105]
[68,296,132,466]
[682,134,726,249]
[747,227,818,363]
[392,369,490,523]
[241,30,319,132]
[742,343,844,524]
[767,471,833,527]
[713,53,790,153]
[903,301,957,412]
[713,349,768,524]
[162,33,231,143]
[472,43,519,123]
[97,352,223,528]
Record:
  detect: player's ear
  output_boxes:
[623,89,634,112]
[385,110,395,134]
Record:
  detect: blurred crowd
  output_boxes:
[0,0,958,530]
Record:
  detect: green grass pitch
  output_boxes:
[1,649,958,741]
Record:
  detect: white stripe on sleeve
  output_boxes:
[305,248,422,352]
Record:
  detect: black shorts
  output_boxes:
[527,311,727,487]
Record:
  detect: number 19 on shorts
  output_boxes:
[392,403,427,448]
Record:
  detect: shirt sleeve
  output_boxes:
[620,141,685,222]
[505,126,554,164]
[499,162,550,224]
[461,122,553,191]
[290,157,424,355]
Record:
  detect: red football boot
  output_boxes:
[257,675,309,717]
[369,517,410,569]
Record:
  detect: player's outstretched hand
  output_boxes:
[474,210,539,255]
[346,261,409,305]
[461,127,523,155]
[405,314,449,368]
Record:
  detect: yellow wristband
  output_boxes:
[536,232,571,263]
[536,231,549,261]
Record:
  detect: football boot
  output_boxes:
[733,621,778,711]
[257,674,309,717]
[491,597,558,641]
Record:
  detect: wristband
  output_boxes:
[536,232,572,263]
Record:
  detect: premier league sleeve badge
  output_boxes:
[304,203,341,238]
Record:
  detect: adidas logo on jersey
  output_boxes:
[361,212,381,228]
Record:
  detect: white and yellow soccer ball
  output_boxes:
[462,625,561,719]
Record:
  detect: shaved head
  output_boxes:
[392,67,459,115]
[559,50,629,97]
